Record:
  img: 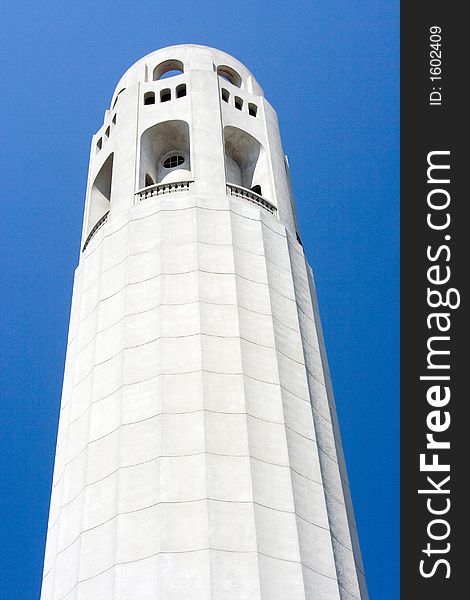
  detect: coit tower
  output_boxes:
[41,45,368,600]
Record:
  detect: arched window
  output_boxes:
[144,92,155,105]
[105,126,110,138]
[221,89,230,103]
[224,126,270,198]
[153,60,184,81]
[87,153,113,236]
[217,65,242,87]
[96,138,102,152]
[234,97,243,111]
[248,103,258,117]
[176,84,187,98]
[160,89,171,103]
[139,120,191,188]
[112,114,117,125]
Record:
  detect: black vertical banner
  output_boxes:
[401,4,466,599]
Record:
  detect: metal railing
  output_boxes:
[226,183,277,215]
[136,180,193,202]
[82,210,109,252]
[82,182,274,253]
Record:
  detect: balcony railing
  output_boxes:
[226,183,277,215]
[136,180,193,202]
[82,210,109,252]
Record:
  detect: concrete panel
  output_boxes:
[76,568,115,600]
[302,566,341,600]
[116,505,161,563]
[281,388,317,439]
[79,518,117,579]
[235,276,271,314]
[197,208,232,245]
[296,517,338,578]
[198,243,235,274]
[121,376,161,422]
[160,500,209,551]
[87,428,120,483]
[290,470,330,528]
[118,459,160,512]
[230,212,265,255]
[120,417,162,465]
[198,271,237,305]
[91,353,123,401]
[250,457,296,512]
[201,335,242,374]
[247,415,289,465]
[52,538,81,598]
[257,553,306,600]
[240,339,279,384]
[238,305,275,347]
[243,375,285,423]
[202,372,245,413]
[206,454,253,502]
[161,411,205,455]
[99,259,128,301]
[83,470,119,529]
[89,390,121,441]
[96,286,126,331]
[160,454,206,502]
[204,411,250,455]
[114,555,159,600]
[160,371,204,413]
[158,550,211,599]
[254,504,301,562]
[208,500,257,551]
[209,550,262,600]
[200,302,239,337]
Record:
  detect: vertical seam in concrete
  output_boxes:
[288,241,340,593]
[260,217,308,600]
[196,204,213,600]
[230,204,263,600]
[291,239,360,600]
[110,212,130,599]
[302,258,349,600]
[69,231,107,599]
[157,206,164,599]
[303,261,367,600]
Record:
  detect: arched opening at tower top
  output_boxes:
[153,60,184,81]
[87,153,113,236]
[217,65,242,87]
[112,88,125,109]
[139,120,191,188]
[224,126,270,198]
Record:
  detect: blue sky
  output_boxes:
[0,1,399,598]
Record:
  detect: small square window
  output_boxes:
[160,89,171,102]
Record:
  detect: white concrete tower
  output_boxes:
[41,45,368,600]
